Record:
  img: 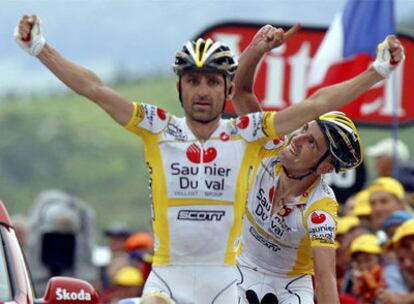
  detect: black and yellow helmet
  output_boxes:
[317,111,363,172]
[173,38,238,79]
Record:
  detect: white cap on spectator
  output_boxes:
[366,138,410,165]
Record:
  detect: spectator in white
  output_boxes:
[26,189,97,296]
[367,138,410,177]
[367,138,414,196]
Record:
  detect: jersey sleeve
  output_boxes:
[124,102,170,136]
[235,111,280,142]
[303,197,338,248]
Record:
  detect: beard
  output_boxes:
[185,99,224,124]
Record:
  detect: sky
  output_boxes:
[1,0,414,96]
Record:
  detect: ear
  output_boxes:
[176,80,180,92]
[316,162,334,175]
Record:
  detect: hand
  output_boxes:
[372,35,405,78]
[14,15,46,56]
[250,23,301,54]
[376,289,404,304]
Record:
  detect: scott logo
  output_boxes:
[55,288,92,301]
[186,144,217,163]
[311,211,326,224]
[177,210,225,221]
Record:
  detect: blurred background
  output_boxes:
[1,0,414,237]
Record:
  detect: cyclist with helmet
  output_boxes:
[231,26,405,303]
[14,15,298,304]
[14,16,404,304]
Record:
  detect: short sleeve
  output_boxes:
[235,111,279,142]
[124,102,170,136]
[304,197,338,248]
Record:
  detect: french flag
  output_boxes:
[307,0,395,115]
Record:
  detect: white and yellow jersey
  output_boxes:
[124,103,282,267]
[238,158,338,277]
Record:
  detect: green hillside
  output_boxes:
[0,77,181,236]
[1,77,413,240]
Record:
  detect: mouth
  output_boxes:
[193,101,212,110]
[289,143,298,156]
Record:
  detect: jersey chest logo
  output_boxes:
[186,143,217,163]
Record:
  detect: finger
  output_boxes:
[284,23,301,40]
[264,28,275,41]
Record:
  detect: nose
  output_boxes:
[291,133,306,145]
[196,79,211,97]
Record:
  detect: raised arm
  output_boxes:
[233,24,300,116]
[274,35,404,136]
[14,15,133,126]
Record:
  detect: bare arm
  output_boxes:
[233,24,300,116]
[274,35,404,136]
[234,26,404,136]
[274,67,383,136]
[17,15,133,126]
[313,246,339,304]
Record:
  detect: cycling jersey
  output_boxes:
[238,156,338,277]
[124,102,281,267]
[143,265,238,304]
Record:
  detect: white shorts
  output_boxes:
[237,259,314,304]
[142,265,239,304]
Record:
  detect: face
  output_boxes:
[352,252,380,272]
[374,155,393,177]
[108,236,128,253]
[396,235,414,289]
[369,190,404,230]
[179,71,227,124]
[279,121,330,176]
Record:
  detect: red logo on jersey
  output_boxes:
[237,116,249,129]
[220,132,230,142]
[157,108,167,120]
[186,144,217,163]
[277,207,292,217]
[311,212,326,224]
[269,187,275,203]
[272,136,285,145]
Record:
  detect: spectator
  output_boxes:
[381,211,413,298]
[367,138,410,178]
[344,234,384,304]
[336,216,361,289]
[26,189,97,296]
[367,138,414,199]
[368,177,407,231]
[126,232,154,282]
[376,218,414,303]
[100,266,144,303]
[383,210,413,239]
[342,195,357,216]
[97,223,132,296]
[352,189,372,228]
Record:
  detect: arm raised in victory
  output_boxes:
[14,15,133,126]
[233,24,405,137]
